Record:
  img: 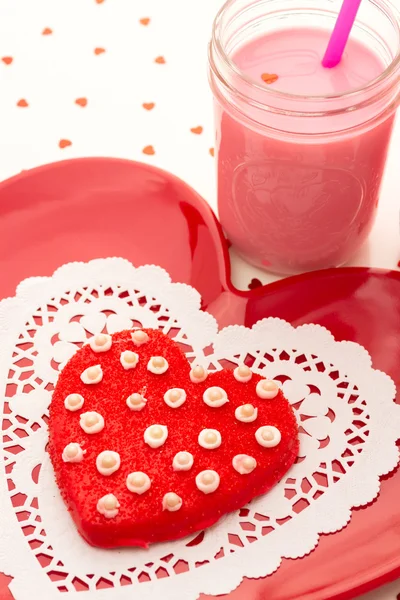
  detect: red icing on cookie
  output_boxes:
[48,329,298,548]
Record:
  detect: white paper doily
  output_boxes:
[0,258,399,600]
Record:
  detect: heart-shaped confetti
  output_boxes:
[140,17,150,26]
[75,97,88,107]
[142,145,155,155]
[42,27,53,35]
[48,329,298,548]
[190,126,203,134]
[154,56,166,64]
[1,56,13,65]
[59,139,72,149]
[16,99,29,108]
[261,73,279,84]
[142,102,155,111]
[94,47,106,55]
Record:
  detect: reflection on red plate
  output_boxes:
[0,158,399,600]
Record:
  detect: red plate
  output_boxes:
[1,158,399,600]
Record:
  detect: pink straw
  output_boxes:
[322,0,363,68]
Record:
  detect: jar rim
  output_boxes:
[211,0,400,103]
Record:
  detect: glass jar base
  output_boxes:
[234,247,349,276]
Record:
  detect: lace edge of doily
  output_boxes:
[1,262,400,600]
[0,258,219,346]
[0,258,219,599]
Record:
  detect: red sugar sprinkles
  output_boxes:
[48,328,299,548]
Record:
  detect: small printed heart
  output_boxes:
[140,17,150,25]
[59,139,72,149]
[261,73,279,84]
[142,145,155,156]
[209,147,215,157]
[191,126,203,135]
[2,56,13,65]
[49,329,298,548]
[95,0,105,3]
[142,102,155,111]
[75,97,88,107]
[154,56,165,64]
[94,47,106,55]
[17,99,29,108]
[42,27,53,35]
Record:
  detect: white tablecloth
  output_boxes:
[0,0,398,597]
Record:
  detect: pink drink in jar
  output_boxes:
[209,0,400,274]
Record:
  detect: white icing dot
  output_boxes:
[203,386,229,408]
[235,403,258,423]
[195,470,220,494]
[97,494,120,519]
[131,329,150,346]
[126,393,147,411]
[120,350,139,370]
[232,454,257,474]
[198,428,222,449]
[255,425,281,448]
[89,334,112,353]
[147,356,169,375]
[163,492,183,512]
[233,365,253,383]
[96,450,121,476]
[64,393,84,412]
[144,424,168,448]
[190,365,208,383]
[164,388,187,408]
[62,443,85,463]
[126,471,151,494]
[80,364,103,385]
[256,379,280,400]
[172,451,194,472]
[79,411,105,434]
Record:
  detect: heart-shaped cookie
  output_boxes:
[49,328,298,548]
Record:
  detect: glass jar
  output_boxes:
[209,0,400,274]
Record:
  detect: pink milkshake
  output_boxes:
[209,0,400,273]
